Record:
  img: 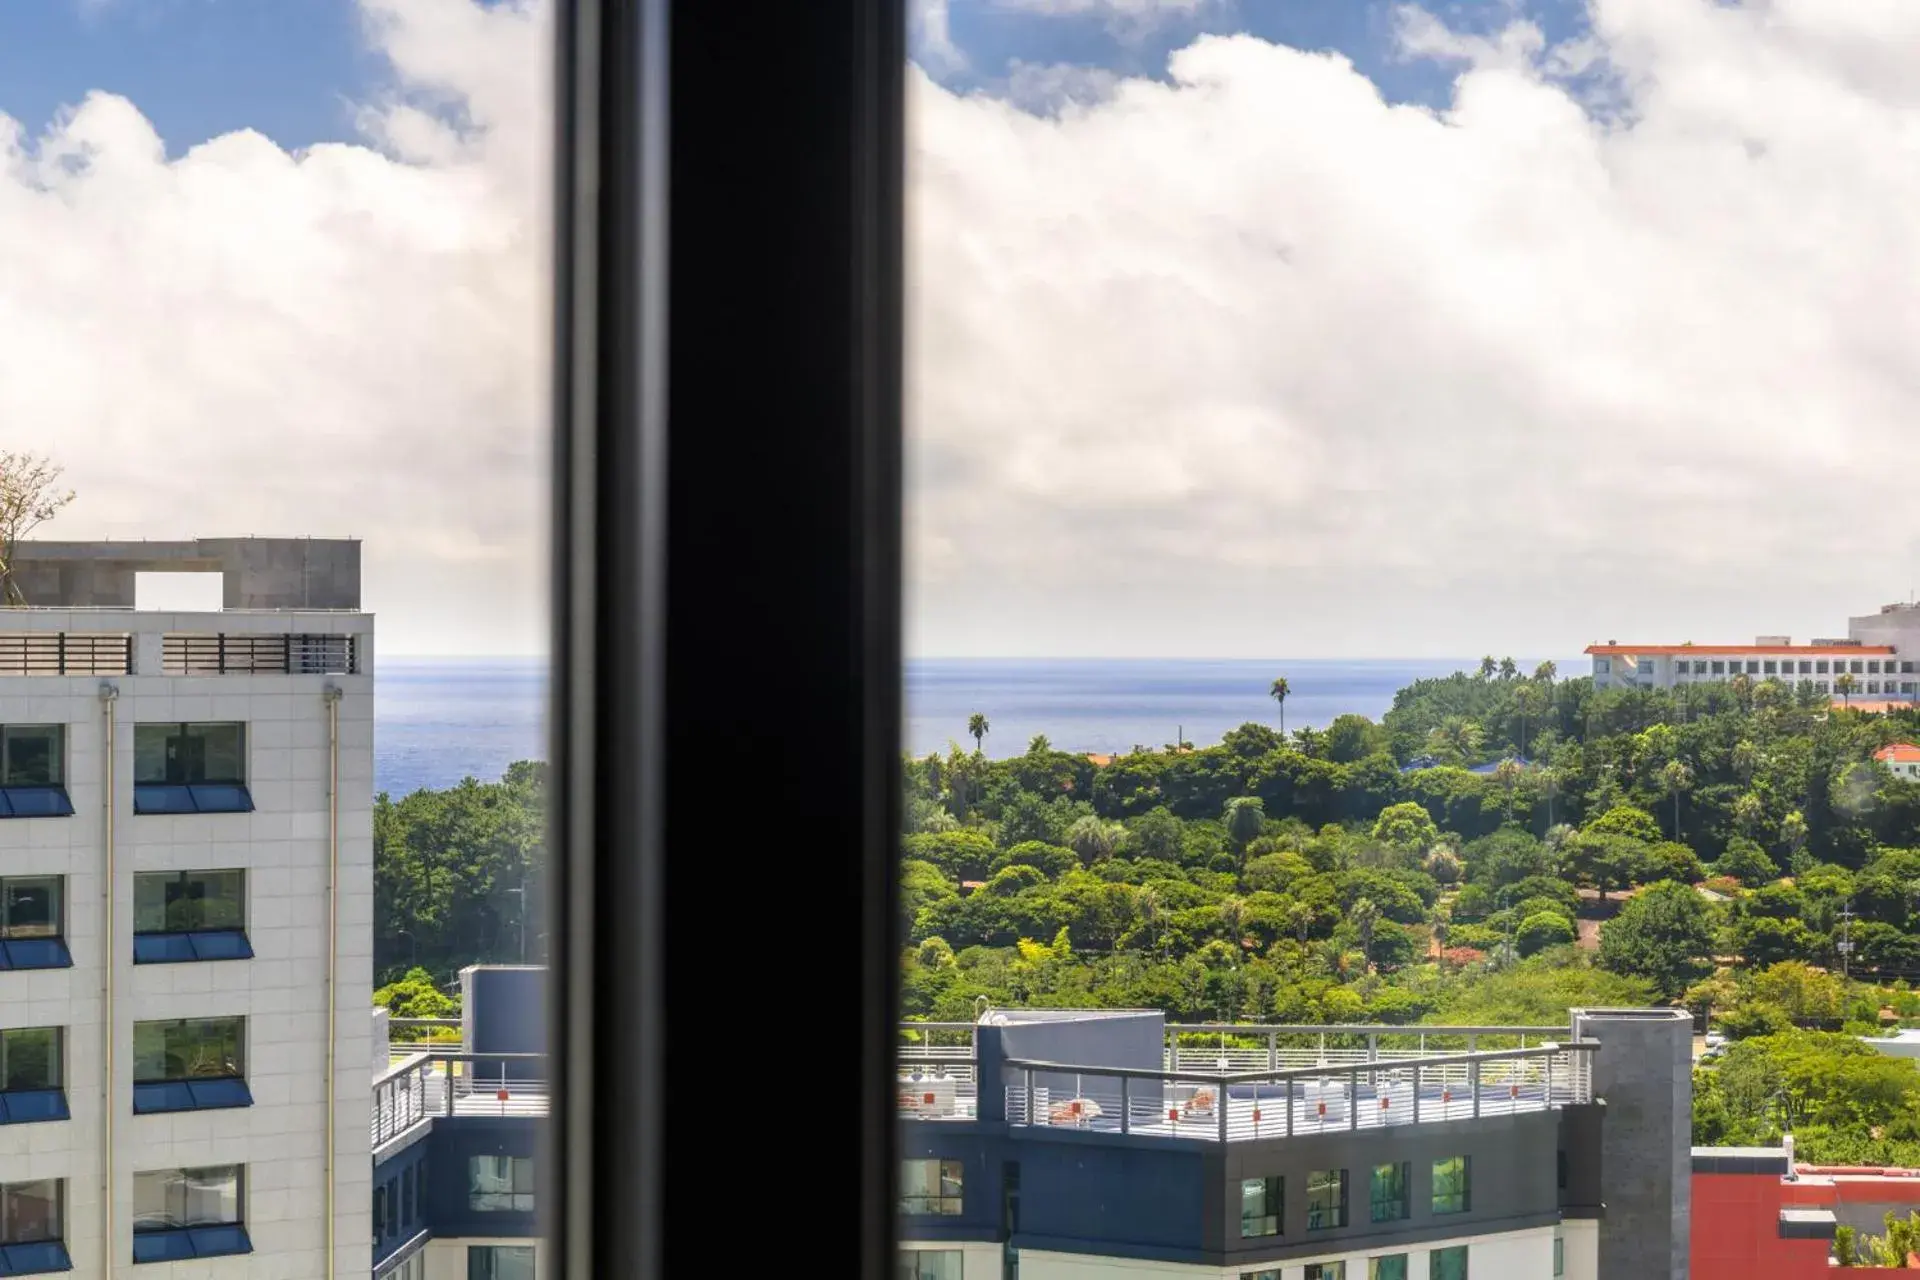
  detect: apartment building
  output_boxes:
[1587,599,1920,703]
[899,1006,1693,1280]
[0,537,373,1278]
[370,967,544,1280]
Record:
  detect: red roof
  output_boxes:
[1875,744,1920,763]
[1586,643,1893,656]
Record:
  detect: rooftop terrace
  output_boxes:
[7,537,359,610]
[900,1016,1596,1144]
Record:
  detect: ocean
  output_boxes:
[374,656,1588,793]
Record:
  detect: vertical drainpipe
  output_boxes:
[98,680,117,1279]
[323,683,342,1280]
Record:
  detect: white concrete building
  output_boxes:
[0,538,372,1279]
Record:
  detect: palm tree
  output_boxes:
[1513,684,1544,757]
[1269,677,1290,736]
[1731,739,1757,784]
[1837,671,1857,708]
[1660,759,1694,841]
[1479,656,1498,680]
[1493,758,1523,819]
[1534,660,1557,684]
[1351,897,1381,968]
[1734,791,1764,837]
[1499,656,1518,681]
[967,712,989,753]
[1731,672,1754,713]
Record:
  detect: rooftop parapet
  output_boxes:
[7,537,359,610]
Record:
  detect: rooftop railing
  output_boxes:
[1003,1041,1596,1143]
[372,1051,549,1150]
[1162,1023,1572,1074]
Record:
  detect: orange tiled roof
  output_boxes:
[1586,643,1894,656]
[1875,744,1920,763]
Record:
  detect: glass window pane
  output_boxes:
[2,878,59,939]
[0,1028,58,1092]
[133,1166,241,1230]
[1307,1169,1346,1229]
[1369,1258,1407,1280]
[1305,1265,1345,1280]
[0,1179,61,1246]
[1,727,61,787]
[901,1253,963,1280]
[1240,1175,1280,1237]
[134,1019,244,1082]
[133,726,170,785]
[191,723,246,784]
[1429,1245,1468,1280]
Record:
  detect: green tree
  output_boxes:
[1516,911,1575,957]
[1371,801,1440,852]
[967,713,990,753]
[1659,759,1693,841]
[1351,897,1381,967]
[1223,796,1267,855]
[1837,671,1857,708]
[1065,814,1120,866]
[1714,837,1776,888]
[1534,660,1557,684]
[1269,677,1290,736]
[1598,880,1717,997]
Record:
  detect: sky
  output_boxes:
[3,2,1920,658]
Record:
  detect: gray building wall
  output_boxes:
[7,536,360,608]
[1574,1008,1693,1280]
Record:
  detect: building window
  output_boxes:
[1306,1169,1347,1230]
[1241,1176,1282,1237]
[899,1251,963,1280]
[131,1165,248,1263]
[1431,1156,1470,1215]
[1904,661,1915,674]
[1870,660,1883,674]
[372,1184,387,1241]
[1818,681,1830,693]
[0,725,71,821]
[1709,660,1724,675]
[377,1255,427,1280]
[1693,660,1707,674]
[0,1178,68,1275]
[132,870,251,963]
[901,1159,963,1215]
[1554,1234,1564,1277]
[1763,660,1777,674]
[132,723,252,814]
[1594,658,1609,673]
[1852,660,1865,674]
[0,1028,66,1126]
[132,1018,250,1113]
[1745,660,1759,674]
[1428,1246,1468,1280]
[1369,1161,1408,1222]
[1305,1265,1346,1280]
[1239,1273,1279,1280]
[467,1156,535,1213]
[403,1164,416,1223]
[0,877,68,971]
[1799,661,1812,674]
[467,1245,537,1280]
[1817,660,1830,674]
[1905,682,1916,695]
[1369,1259,1407,1280]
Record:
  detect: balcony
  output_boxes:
[373,1052,550,1151]
[0,633,130,676]
[897,1019,1597,1141]
[1000,1041,1593,1142]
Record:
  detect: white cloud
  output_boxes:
[906,0,1920,657]
[912,0,968,75]
[0,0,549,655]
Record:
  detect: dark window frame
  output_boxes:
[131,1017,251,1114]
[900,1158,963,1216]
[1241,1175,1282,1237]
[1431,1156,1471,1215]
[467,1156,536,1214]
[1428,1244,1469,1280]
[1306,1169,1348,1230]
[1369,1161,1408,1223]
[131,870,251,964]
[130,1164,249,1263]
[546,2,904,1277]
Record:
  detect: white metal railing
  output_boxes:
[1001,1042,1595,1143]
[372,1052,550,1147]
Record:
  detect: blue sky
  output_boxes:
[0,0,1596,153]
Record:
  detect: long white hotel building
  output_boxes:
[0,537,372,1279]
[1588,599,1920,703]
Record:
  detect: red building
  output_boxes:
[1693,1144,1920,1277]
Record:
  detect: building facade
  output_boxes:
[1586,600,1920,703]
[899,1007,1693,1280]
[0,537,374,1277]
[370,967,545,1280]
